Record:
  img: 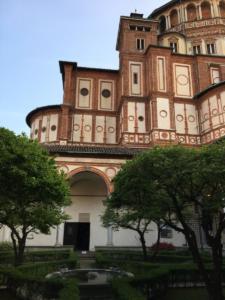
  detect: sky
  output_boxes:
[0,0,168,134]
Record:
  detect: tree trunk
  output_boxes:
[185,229,224,300]
[139,232,148,261]
[151,223,161,259]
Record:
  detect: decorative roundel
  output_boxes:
[58,165,69,174]
[34,129,38,135]
[179,136,185,142]
[176,74,189,86]
[96,126,103,132]
[160,110,167,118]
[215,131,220,138]
[51,125,56,131]
[108,127,115,133]
[101,89,111,98]
[138,116,144,122]
[176,114,184,122]
[212,108,218,116]
[80,88,89,96]
[161,132,168,139]
[221,129,225,136]
[128,115,134,121]
[84,125,91,132]
[188,115,195,123]
[74,124,80,132]
[106,167,116,178]
[190,137,196,143]
[204,113,209,120]
[42,126,46,132]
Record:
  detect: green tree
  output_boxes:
[102,158,165,261]
[0,128,70,265]
[140,144,225,300]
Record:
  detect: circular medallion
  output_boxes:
[128,115,134,121]
[106,168,116,178]
[160,110,167,118]
[96,126,103,132]
[176,114,184,122]
[188,115,195,123]
[51,125,56,131]
[161,132,168,139]
[179,136,185,143]
[84,125,91,132]
[101,89,111,98]
[212,109,218,116]
[108,127,115,133]
[80,88,89,96]
[176,74,189,86]
[74,124,80,132]
[204,113,209,120]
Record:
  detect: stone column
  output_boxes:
[107,226,113,246]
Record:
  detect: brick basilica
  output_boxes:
[1,0,225,250]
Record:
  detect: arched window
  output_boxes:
[201,1,212,19]
[159,15,166,33]
[187,3,197,21]
[219,1,225,17]
[170,9,179,27]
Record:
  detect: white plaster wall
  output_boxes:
[76,78,92,109]
[49,114,58,141]
[200,99,210,132]
[26,229,58,247]
[73,114,82,142]
[157,56,166,92]
[40,116,48,143]
[174,63,192,98]
[95,116,104,143]
[106,116,116,144]
[137,103,146,133]
[83,115,92,143]
[175,103,185,133]
[130,63,142,96]
[128,102,135,132]
[99,81,113,110]
[186,104,199,134]
[210,95,220,129]
[157,98,171,129]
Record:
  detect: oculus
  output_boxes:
[80,88,89,96]
[102,89,111,98]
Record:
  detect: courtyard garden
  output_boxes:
[0,243,224,300]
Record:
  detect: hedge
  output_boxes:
[112,278,145,300]
[0,249,72,265]
[0,255,79,300]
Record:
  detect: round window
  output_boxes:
[42,127,46,132]
[80,88,89,96]
[102,89,111,98]
[34,129,38,135]
[51,125,56,131]
[138,116,144,122]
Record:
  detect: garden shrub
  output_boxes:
[112,278,145,300]
[0,241,13,252]
[58,278,79,300]
[150,242,175,251]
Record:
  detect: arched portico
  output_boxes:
[63,169,113,251]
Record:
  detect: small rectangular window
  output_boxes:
[170,42,177,53]
[207,43,216,54]
[193,45,201,54]
[133,73,138,84]
[160,226,173,239]
[136,38,145,50]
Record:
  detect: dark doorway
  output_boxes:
[63,222,90,251]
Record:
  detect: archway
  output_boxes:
[170,9,179,27]
[159,15,166,33]
[220,1,225,17]
[63,170,109,251]
[187,3,197,21]
[201,1,212,19]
